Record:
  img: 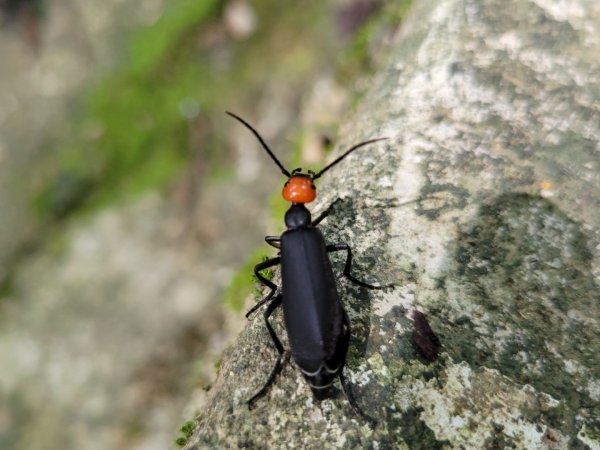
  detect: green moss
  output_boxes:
[174,419,198,447]
[127,0,219,76]
[0,273,12,298]
[224,247,276,312]
[181,420,196,438]
[33,0,222,219]
[269,192,288,225]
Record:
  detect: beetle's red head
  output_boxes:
[282,170,317,204]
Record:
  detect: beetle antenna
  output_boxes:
[312,137,387,180]
[226,111,292,178]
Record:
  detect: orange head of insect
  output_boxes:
[282,169,317,204]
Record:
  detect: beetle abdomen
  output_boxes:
[298,331,348,399]
[301,364,339,399]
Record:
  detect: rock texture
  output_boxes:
[185,0,600,448]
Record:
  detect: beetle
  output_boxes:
[226,111,391,421]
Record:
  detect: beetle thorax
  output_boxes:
[285,204,312,229]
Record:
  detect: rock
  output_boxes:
[184,0,600,448]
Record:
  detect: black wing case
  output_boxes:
[280,228,347,381]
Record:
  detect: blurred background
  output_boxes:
[0,0,409,448]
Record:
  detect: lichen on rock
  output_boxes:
[185,0,600,448]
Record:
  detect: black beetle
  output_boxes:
[227,111,391,422]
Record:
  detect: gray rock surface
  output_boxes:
[185,0,600,448]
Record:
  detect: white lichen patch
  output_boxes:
[375,175,394,189]
[292,374,308,399]
[567,308,598,327]
[347,364,375,388]
[395,321,408,334]
[319,423,347,449]
[367,352,390,379]
[395,379,426,412]
[268,410,289,433]
[308,405,324,423]
[585,379,600,402]
[232,388,246,406]
[303,395,314,410]
[537,391,561,410]
[444,361,473,391]
[563,358,587,375]
[345,352,394,393]
[531,0,587,23]
[416,363,566,449]
[388,211,454,283]
[271,385,287,401]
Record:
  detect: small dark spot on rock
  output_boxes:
[542,427,562,448]
[412,310,441,362]
[449,62,463,74]
[435,277,446,289]
[492,422,504,433]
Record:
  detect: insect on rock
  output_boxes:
[227,111,392,423]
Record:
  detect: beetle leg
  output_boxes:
[311,198,344,227]
[338,308,378,427]
[339,370,377,427]
[265,236,281,249]
[326,243,393,289]
[246,256,281,319]
[247,293,285,408]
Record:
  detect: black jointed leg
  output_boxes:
[246,256,281,319]
[326,243,393,289]
[338,308,377,426]
[247,293,284,408]
[339,370,377,427]
[311,198,343,227]
[265,236,281,249]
